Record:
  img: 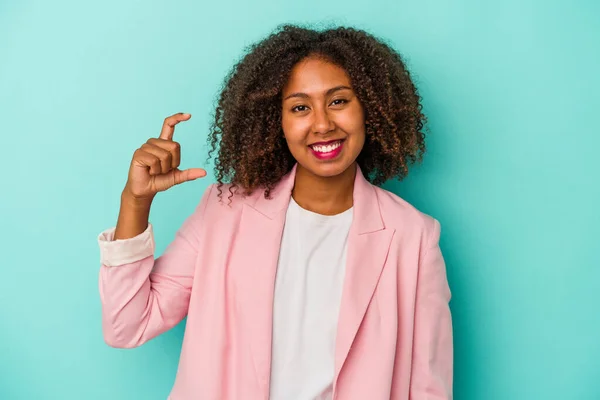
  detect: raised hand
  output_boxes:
[124,113,206,201]
[114,113,207,240]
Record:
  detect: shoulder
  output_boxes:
[197,182,254,211]
[195,182,269,221]
[373,185,441,245]
[180,183,255,237]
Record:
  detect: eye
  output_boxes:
[291,105,309,113]
[330,98,348,106]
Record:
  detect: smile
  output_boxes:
[308,139,345,160]
[309,139,343,153]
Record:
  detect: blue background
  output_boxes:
[1,0,599,398]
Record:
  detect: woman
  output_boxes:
[98,24,453,400]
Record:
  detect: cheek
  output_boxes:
[282,114,310,142]
[345,109,366,153]
[341,106,366,136]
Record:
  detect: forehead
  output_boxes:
[282,57,352,95]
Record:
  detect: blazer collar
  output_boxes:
[246,162,385,234]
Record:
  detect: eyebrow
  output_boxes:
[283,85,353,101]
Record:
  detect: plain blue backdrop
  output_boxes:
[1,0,599,399]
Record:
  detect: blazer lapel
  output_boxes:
[230,165,297,394]
[334,166,395,387]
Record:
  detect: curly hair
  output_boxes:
[207,23,427,202]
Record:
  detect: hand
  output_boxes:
[123,113,206,202]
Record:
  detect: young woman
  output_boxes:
[98,24,453,400]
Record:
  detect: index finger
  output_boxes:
[159,113,191,140]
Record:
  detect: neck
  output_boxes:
[291,163,357,216]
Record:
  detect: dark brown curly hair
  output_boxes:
[207,23,427,201]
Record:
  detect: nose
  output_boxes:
[312,107,335,135]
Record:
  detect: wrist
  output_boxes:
[114,189,152,240]
[121,188,154,210]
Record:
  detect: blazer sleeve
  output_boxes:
[98,184,214,348]
[409,218,454,399]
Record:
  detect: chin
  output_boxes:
[304,159,355,178]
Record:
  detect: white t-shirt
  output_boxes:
[269,197,353,400]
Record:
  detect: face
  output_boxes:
[281,56,366,179]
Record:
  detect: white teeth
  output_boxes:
[312,140,342,153]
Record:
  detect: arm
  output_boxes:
[409,218,454,399]
[98,184,214,348]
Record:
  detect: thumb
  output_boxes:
[173,168,207,185]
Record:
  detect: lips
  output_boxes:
[308,139,345,160]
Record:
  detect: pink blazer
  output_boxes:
[99,164,453,400]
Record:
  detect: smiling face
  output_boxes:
[281,55,366,179]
